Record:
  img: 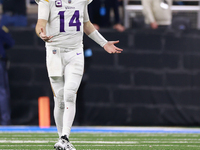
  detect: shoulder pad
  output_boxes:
[35,0,49,4]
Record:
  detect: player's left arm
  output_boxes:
[83,3,122,54]
[84,21,123,54]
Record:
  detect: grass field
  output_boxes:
[0,132,200,150]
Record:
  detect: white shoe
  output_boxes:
[54,139,63,150]
[54,135,76,150]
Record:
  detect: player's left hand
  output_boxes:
[103,41,123,54]
[39,28,53,42]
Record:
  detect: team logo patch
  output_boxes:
[55,0,62,7]
[68,0,72,3]
[53,50,57,54]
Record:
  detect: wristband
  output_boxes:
[88,30,108,47]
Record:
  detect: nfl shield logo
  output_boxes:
[68,0,71,3]
[53,50,57,54]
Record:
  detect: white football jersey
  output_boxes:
[36,0,93,49]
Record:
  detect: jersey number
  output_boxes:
[58,10,81,32]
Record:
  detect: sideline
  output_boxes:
[0,126,200,133]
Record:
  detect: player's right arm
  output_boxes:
[35,19,47,37]
[35,0,52,42]
[36,19,53,42]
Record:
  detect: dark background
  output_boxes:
[6,27,200,126]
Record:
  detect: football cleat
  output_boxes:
[54,135,76,150]
[54,139,63,150]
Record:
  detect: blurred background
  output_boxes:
[1,0,200,127]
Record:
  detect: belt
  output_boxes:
[60,48,83,53]
[60,49,72,53]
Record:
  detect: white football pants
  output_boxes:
[48,48,84,138]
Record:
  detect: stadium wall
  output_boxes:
[7,27,200,126]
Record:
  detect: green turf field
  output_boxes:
[0,132,200,150]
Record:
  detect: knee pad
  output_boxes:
[64,90,76,103]
[64,80,79,103]
[54,97,65,109]
[56,88,64,99]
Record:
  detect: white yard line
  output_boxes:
[0,145,49,146]
[0,140,51,143]
[0,140,200,144]
[1,144,200,147]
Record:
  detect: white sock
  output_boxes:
[54,96,65,138]
[62,94,76,137]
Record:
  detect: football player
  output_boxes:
[35,0,123,149]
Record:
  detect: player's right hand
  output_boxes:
[39,28,53,43]
[150,22,158,29]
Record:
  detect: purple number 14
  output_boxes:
[58,10,81,32]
